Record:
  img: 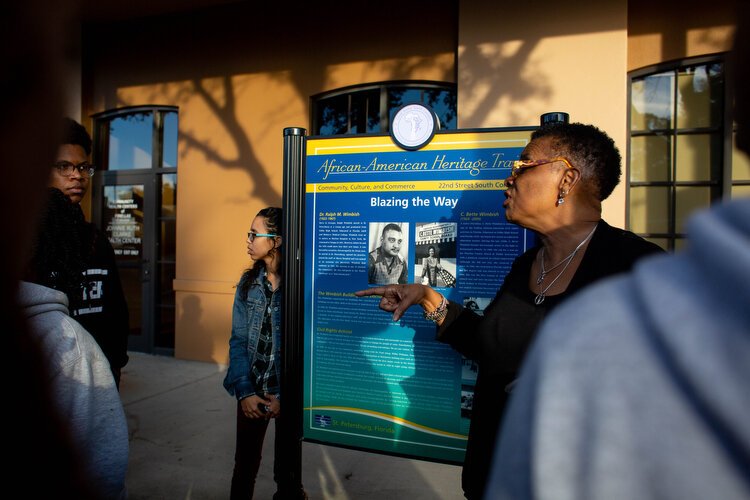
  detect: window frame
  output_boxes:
[626,53,734,251]
[91,105,179,173]
[310,80,457,136]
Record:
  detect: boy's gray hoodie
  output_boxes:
[18,281,129,499]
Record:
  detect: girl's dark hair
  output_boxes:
[239,207,283,299]
[25,188,91,309]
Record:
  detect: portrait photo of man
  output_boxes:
[367,222,409,285]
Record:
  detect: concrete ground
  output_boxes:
[121,352,464,499]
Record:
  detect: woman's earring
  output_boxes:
[556,190,567,207]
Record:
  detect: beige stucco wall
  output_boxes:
[458,0,629,225]
[627,0,737,71]
[81,1,737,363]
[83,2,455,363]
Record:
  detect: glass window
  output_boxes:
[731,124,750,198]
[644,237,669,252]
[108,112,154,170]
[676,64,723,129]
[424,88,457,129]
[351,89,381,134]
[96,108,178,172]
[160,173,177,262]
[162,111,179,167]
[675,186,711,232]
[675,133,719,182]
[629,186,670,234]
[733,131,750,181]
[628,57,732,250]
[630,72,673,131]
[161,173,177,216]
[630,135,671,182]
[312,82,457,136]
[316,94,352,136]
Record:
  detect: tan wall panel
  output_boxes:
[174,289,233,364]
[458,0,628,224]
[113,74,304,362]
[117,71,302,278]
[628,0,736,71]
[322,54,456,93]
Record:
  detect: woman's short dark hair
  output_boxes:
[531,122,621,201]
[61,117,92,156]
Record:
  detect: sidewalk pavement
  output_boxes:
[121,352,464,499]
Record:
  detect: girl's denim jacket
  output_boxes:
[222,267,282,400]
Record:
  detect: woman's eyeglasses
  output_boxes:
[53,161,96,178]
[247,232,278,242]
[511,157,574,177]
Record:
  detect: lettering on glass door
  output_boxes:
[104,185,144,258]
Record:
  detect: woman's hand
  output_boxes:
[265,393,280,418]
[355,284,432,321]
[240,394,272,419]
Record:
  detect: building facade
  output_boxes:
[68,0,740,362]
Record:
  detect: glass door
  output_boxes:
[101,177,153,352]
[92,107,178,355]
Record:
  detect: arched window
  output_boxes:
[627,55,747,251]
[311,81,457,136]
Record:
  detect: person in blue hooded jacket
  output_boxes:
[222,207,306,500]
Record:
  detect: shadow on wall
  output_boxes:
[84,0,549,208]
[457,39,550,127]
[176,294,214,361]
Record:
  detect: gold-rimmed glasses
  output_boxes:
[510,157,574,177]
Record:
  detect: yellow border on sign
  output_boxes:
[306,406,467,440]
[305,179,507,193]
[307,130,531,156]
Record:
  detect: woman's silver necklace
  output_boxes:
[534,224,598,305]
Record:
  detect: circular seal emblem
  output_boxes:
[390,103,439,151]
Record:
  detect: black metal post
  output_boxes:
[279,126,306,493]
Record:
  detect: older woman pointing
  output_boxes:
[355,122,664,500]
